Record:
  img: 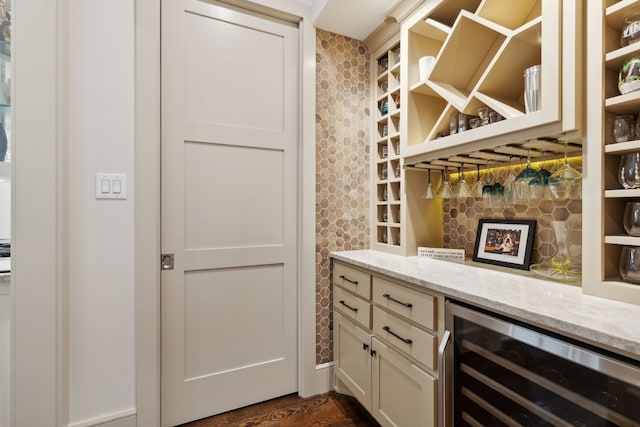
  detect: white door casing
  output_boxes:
[161,1,299,425]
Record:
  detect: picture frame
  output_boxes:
[472,219,537,270]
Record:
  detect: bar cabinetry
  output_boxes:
[584,0,640,304]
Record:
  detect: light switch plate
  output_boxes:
[95,173,127,199]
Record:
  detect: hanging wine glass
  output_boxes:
[503,156,517,206]
[491,179,504,209]
[482,170,494,207]
[455,164,472,198]
[471,164,484,198]
[422,169,436,199]
[536,150,553,199]
[515,151,541,204]
[436,167,454,199]
[548,141,582,200]
[528,151,549,201]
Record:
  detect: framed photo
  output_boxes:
[473,219,537,270]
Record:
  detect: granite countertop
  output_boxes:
[331,250,640,361]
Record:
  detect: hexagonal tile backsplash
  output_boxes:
[316,30,370,364]
[441,158,582,263]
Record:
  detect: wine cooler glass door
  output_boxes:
[444,301,640,427]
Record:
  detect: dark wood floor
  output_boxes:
[179,391,381,426]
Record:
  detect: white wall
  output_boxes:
[67,0,135,425]
[0,179,8,238]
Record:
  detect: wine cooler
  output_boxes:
[440,300,640,427]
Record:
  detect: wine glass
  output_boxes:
[529,151,551,200]
[471,164,484,198]
[469,117,482,129]
[478,107,490,126]
[422,169,436,199]
[549,142,582,200]
[436,168,454,199]
[619,152,640,189]
[515,151,541,204]
[614,115,635,143]
[502,156,517,206]
[491,180,504,209]
[482,171,494,208]
[620,246,640,283]
[537,151,553,199]
[624,202,640,236]
[455,165,472,198]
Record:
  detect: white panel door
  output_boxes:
[161,1,299,425]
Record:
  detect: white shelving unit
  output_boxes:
[394,0,584,256]
[584,0,640,305]
[372,40,404,253]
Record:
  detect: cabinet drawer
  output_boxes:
[373,276,436,331]
[373,306,436,370]
[335,286,371,330]
[334,262,371,300]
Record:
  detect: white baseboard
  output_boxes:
[66,364,333,427]
[311,361,334,395]
[67,408,136,427]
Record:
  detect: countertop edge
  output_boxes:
[331,250,640,360]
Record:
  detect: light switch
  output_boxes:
[96,173,127,199]
[101,179,110,194]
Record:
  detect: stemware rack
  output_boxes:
[404,138,582,173]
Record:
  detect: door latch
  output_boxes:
[161,253,174,270]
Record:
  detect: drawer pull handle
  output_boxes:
[383,326,413,344]
[382,293,413,308]
[339,275,358,285]
[339,300,358,313]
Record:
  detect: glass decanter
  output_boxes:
[530,220,581,283]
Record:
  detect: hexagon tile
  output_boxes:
[316,30,370,365]
[442,158,582,264]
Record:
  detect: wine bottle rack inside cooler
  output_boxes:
[444,301,640,427]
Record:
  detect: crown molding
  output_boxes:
[364,0,425,51]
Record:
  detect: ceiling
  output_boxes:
[311,0,402,41]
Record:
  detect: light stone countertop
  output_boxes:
[331,250,640,361]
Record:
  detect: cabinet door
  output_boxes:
[372,337,436,427]
[334,311,373,411]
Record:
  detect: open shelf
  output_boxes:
[373,40,404,252]
[583,0,640,305]
[402,0,578,166]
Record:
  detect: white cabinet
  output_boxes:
[372,337,436,427]
[333,260,443,427]
[334,310,373,410]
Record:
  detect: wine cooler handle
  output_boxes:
[437,330,452,427]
